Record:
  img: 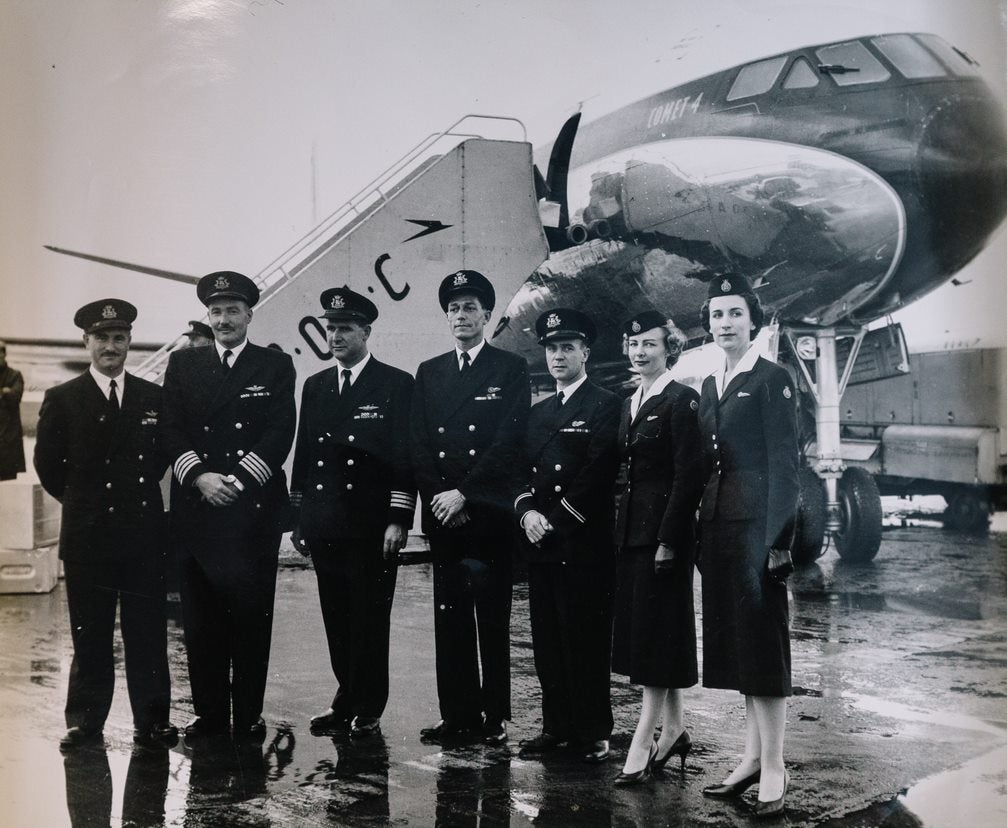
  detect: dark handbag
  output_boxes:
[767,547,794,582]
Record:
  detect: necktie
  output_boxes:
[222,349,233,372]
[459,352,471,374]
[108,379,120,411]
[554,390,565,413]
[340,368,352,396]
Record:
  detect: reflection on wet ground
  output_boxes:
[1,525,1006,826]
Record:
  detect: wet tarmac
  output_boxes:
[1,522,1006,826]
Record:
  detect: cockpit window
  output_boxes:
[815,41,891,86]
[726,55,787,101]
[783,58,819,89]
[916,34,980,76]
[871,34,947,78]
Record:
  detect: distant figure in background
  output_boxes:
[182,320,214,348]
[160,271,296,743]
[611,310,704,785]
[0,340,26,480]
[34,300,176,752]
[290,287,415,739]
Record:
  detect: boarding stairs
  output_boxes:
[135,114,548,383]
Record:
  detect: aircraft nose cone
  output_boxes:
[917,94,1007,271]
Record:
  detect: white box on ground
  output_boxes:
[0,546,60,594]
[0,480,60,550]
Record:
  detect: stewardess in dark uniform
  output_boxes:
[611,310,704,784]
[0,339,26,480]
[160,271,296,741]
[697,274,799,818]
[34,299,176,751]
[514,309,620,764]
[410,269,530,745]
[290,287,415,738]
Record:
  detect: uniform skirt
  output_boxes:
[700,518,792,696]
[612,545,698,688]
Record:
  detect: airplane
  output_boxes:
[47,32,1007,566]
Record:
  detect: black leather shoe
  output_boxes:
[310,708,351,733]
[653,729,692,772]
[582,739,611,764]
[59,726,103,752]
[419,719,480,741]
[133,722,179,749]
[753,771,789,818]
[350,716,381,737]
[702,767,761,798]
[482,719,508,745]
[517,732,567,757]
[614,741,657,786]
[183,716,228,740]
[234,717,267,742]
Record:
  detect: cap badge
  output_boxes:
[452,272,468,286]
[101,304,117,319]
[721,279,732,292]
[546,313,560,329]
[631,320,641,333]
[214,275,230,290]
[330,294,345,309]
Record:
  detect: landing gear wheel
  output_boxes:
[792,467,826,565]
[943,488,991,534]
[834,467,882,563]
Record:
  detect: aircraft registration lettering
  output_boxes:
[646,92,703,129]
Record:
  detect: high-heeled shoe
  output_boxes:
[613,741,657,786]
[652,728,692,772]
[702,766,761,798]
[753,770,789,818]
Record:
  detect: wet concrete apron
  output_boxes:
[1,524,1005,826]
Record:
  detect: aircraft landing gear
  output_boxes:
[785,326,884,564]
[942,486,992,534]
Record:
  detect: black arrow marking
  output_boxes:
[374,254,410,301]
[403,219,453,242]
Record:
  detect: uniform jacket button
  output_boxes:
[348,435,355,442]
[346,459,354,466]
[468,424,476,432]
[235,422,242,429]
[438,427,445,434]
[531,487,536,494]
[316,484,324,490]
[105,482,112,489]
[318,436,324,443]
[468,449,476,456]
[555,464,562,471]
[317,460,324,467]
[237,450,244,457]
[438,451,446,458]
[532,466,537,473]
[141,501,147,507]
[138,454,143,461]
[554,485,562,492]
[107,506,115,514]
[138,477,144,483]
[203,426,210,432]
[346,484,353,490]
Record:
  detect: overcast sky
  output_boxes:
[1,0,1004,349]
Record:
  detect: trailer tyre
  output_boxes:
[792,467,826,565]
[835,467,882,563]
[943,488,991,534]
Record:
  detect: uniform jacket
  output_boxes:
[160,343,296,538]
[410,343,530,537]
[514,380,620,564]
[291,357,416,541]
[34,372,168,562]
[0,365,25,477]
[614,379,704,552]
[698,356,800,550]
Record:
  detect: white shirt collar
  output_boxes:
[215,338,248,364]
[336,351,371,385]
[89,365,126,402]
[714,344,761,397]
[557,373,589,403]
[455,338,487,369]
[630,369,676,420]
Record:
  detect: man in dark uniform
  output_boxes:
[160,271,296,741]
[181,320,214,348]
[34,300,176,751]
[514,309,621,763]
[290,287,415,738]
[0,340,26,481]
[411,269,530,745]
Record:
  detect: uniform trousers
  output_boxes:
[309,538,398,719]
[62,558,170,732]
[528,559,614,743]
[178,530,280,729]
[430,535,513,725]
